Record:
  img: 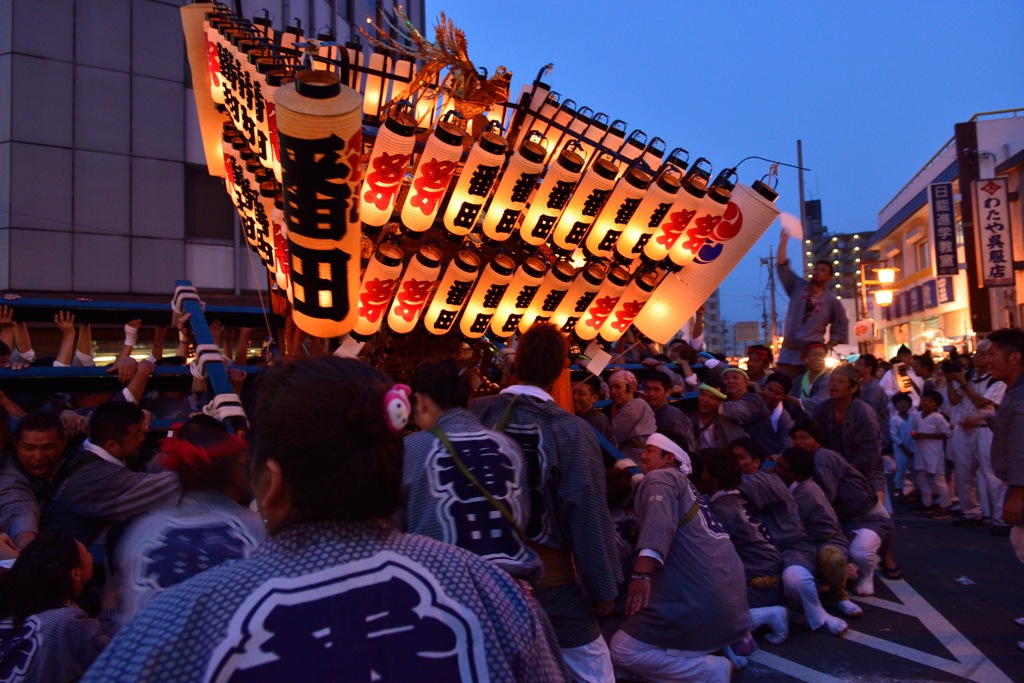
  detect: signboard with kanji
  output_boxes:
[928,182,958,276]
[973,178,1014,287]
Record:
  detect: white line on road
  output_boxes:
[748,650,847,682]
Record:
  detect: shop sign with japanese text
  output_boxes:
[928,182,958,275]
[973,178,1014,286]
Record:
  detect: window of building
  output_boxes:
[185,164,237,241]
[915,240,930,272]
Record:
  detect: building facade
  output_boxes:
[0,0,425,301]
[866,110,1024,358]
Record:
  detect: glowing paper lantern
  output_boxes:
[519,260,577,332]
[459,254,516,338]
[249,57,284,172]
[389,58,416,103]
[584,165,651,261]
[641,137,666,173]
[362,51,392,118]
[519,143,585,247]
[401,112,466,233]
[181,2,226,177]
[549,154,618,255]
[481,134,546,243]
[275,70,364,338]
[618,130,648,168]
[280,22,303,53]
[423,248,481,335]
[615,166,681,263]
[442,122,507,237]
[599,269,662,343]
[490,256,548,337]
[361,102,417,227]
[575,265,630,341]
[551,262,607,334]
[668,169,735,269]
[634,181,780,343]
[255,180,277,268]
[271,193,290,290]
[238,44,272,151]
[540,98,578,164]
[643,162,710,263]
[387,245,443,334]
[510,79,553,150]
[202,10,229,107]
[548,106,593,168]
[263,68,292,184]
[354,243,405,338]
[251,10,274,42]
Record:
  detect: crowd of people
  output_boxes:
[1,294,1023,681]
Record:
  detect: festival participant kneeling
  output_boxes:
[82,357,564,682]
[610,433,749,682]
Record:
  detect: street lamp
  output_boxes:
[858,262,897,355]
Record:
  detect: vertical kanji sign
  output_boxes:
[973,178,1014,286]
[928,182,958,275]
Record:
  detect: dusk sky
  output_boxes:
[424,0,1024,326]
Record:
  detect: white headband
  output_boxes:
[646,432,692,475]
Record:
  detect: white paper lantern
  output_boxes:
[546,106,594,168]
[635,181,780,343]
[276,70,364,338]
[549,154,618,256]
[599,269,662,343]
[641,137,666,173]
[551,262,607,334]
[584,166,651,261]
[387,244,443,334]
[423,249,481,335]
[181,2,227,177]
[615,166,682,263]
[255,180,277,268]
[575,265,631,341]
[481,134,546,242]
[251,10,274,42]
[262,68,292,184]
[643,164,710,263]
[389,58,416,104]
[490,256,548,337]
[271,193,290,290]
[459,254,516,338]
[617,130,648,168]
[668,171,734,269]
[354,243,406,338]
[540,99,579,164]
[518,260,577,332]
[402,113,466,233]
[360,103,418,227]
[519,143,585,247]
[362,51,392,118]
[202,10,229,107]
[510,79,554,150]
[443,122,508,237]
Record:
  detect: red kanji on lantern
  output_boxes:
[585,296,619,329]
[408,159,458,215]
[654,209,697,247]
[610,300,645,332]
[364,152,410,210]
[359,278,399,323]
[392,279,435,322]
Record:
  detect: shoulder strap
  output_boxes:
[677,498,701,527]
[428,426,522,535]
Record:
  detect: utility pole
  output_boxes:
[761,249,779,350]
[797,139,807,277]
[759,293,770,343]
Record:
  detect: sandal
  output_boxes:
[881,564,903,580]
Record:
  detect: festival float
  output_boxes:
[180,1,784,384]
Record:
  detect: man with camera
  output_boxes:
[945,341,1008,534]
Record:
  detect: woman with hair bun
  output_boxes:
[84,357,565,682]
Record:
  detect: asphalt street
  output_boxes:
[735,500,1024,682]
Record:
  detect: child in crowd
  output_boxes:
[890,393,915,499]
[911,390,951,518]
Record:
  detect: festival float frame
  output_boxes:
[180,1,789,389]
